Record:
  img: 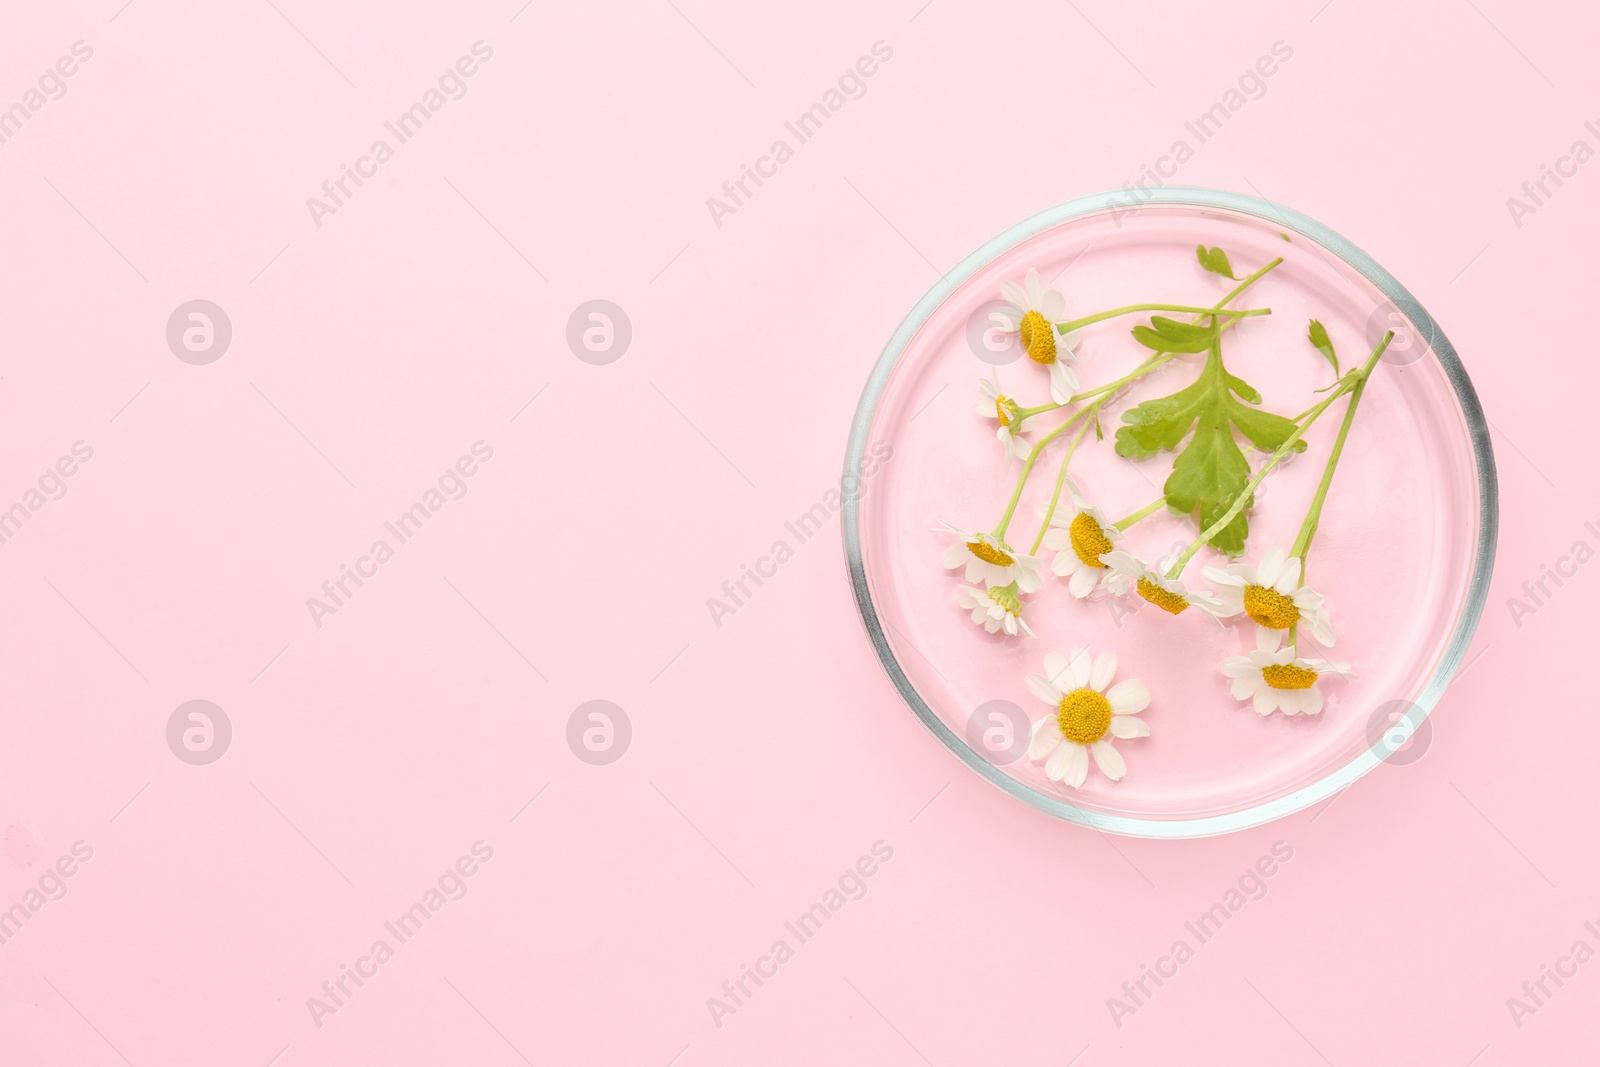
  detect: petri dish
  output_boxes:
[842,187,1496,838]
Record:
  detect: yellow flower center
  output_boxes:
[1068,512,1112,568]
[1018,310,1057,365]
[994,396,1013,430]
[1262,663,1318,690]
[967,539,1014,566]
[1244,585,1300,629]
[1057,687,1112,744]
[1137,577,1189,615]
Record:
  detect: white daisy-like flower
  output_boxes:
[1219,628,1356,716]
[957,583,1034,637]
[1040,477,1132,599]
[976,379,1033,460]
[1024,648,1150,788]
[1101,549,1223,617]
[989,268,1082,404]
[937,521,1043,591]
[1204,546,1337,646]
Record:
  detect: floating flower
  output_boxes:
[938,521,1043,591]
[976,379,1033,461]
[1101,549,1223,617]
[957,583,1034,637]
[989,268,1081,404]
[1024,648,1150,788]
[1219,628,1355,716]
[1205,547,1336,646]
[1040,477,1130,599]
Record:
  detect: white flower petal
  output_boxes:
[1258,547,1286,587]
[1109,714,1149,739]
[1276,555,1302,592]
[1063,742,1089,788]
[1100,548,1144,580]
[1066,648,1093,690]
[1044,741,1076,782]
[1026,673,1063,706]
[1107,678,1150,714]
[1049,361,1079,404]
[1090,651,1118,692]
[1024,269,1047,307]
[1013,557,1043,594]
[1219,656,1254,679]
[1090,740,1126,781]
[1067,564,1098,599]
[1305,613,1336,647]
[1204,565,1243,587]
[1028,717,1063,760]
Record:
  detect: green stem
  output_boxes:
[1030,404,1101,554]
[1113,497,1167,531]
[1289,342,1380,561]
[1014,257,1286,422]
[1162,333,1393,579]
[1014,313,1238,422]
[1012,354,1166,420]
[992,405,1094,540]
[1216,256,1286,309]
[1055,304,1270,333]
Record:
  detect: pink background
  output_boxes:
[0,1,1591,1064]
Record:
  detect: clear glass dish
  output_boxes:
[842,188,1497,838]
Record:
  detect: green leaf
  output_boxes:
[1307,319,1340,376]
[1196,244,1237,279]
[1131,315,1216,353]
[1223,371,1260,405]
[1114,343,1303,555]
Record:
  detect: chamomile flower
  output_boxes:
[957,583,1034,637]
[937,521,1043,592]
[989,268,1082,404]
[1219,628,1355,716]
[1204,547,1337,646]
[1024,648,1150,788]
[976,379,1033,461]
[1040,477,1130,599]
[1101,549,1223,617]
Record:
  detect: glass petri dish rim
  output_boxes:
[841,186,1499,839]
